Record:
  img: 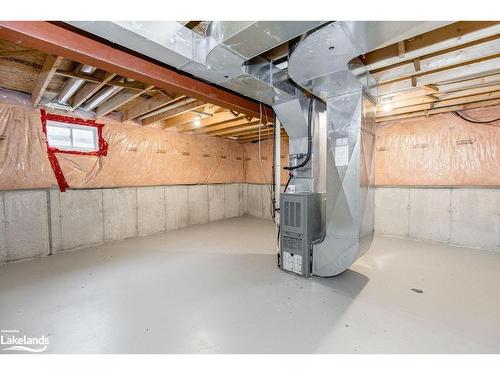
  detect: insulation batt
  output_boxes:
[0,101,249,189]
[0,95,285,190]
[1,89,498,190]
[375,105,500,186]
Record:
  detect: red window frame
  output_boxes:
[40,109,108,191]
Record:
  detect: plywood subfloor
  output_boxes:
[0,217,499,353]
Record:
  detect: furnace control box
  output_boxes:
[280,193,323,277]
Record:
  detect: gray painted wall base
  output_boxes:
[0,183,246,263]
[375,187,500,252]
[5,184,495,264]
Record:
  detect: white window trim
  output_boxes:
[46,120,99,152]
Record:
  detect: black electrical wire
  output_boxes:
[276,173,293,255]
[453,111,500,124]
[284,96,314,171]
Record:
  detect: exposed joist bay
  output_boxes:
[71,72,117,111]
[96,84,155,118]
[124,91,178,121]
[146,99,205,126]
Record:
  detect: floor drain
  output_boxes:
[411,288,423,294]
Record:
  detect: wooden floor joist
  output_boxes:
[376,98,500,122]
[31,54,63,107]
[209,121,264,137]
[124,91,178,121]
[194,118,259,135]
[0,21,274,123]
[96,85,155,118]
[71,72,117,111]
[147,100,205,126]
[176,111,245,132]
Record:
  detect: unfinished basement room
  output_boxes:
[0,12,500,364]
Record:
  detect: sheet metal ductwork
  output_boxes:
[67,20,449,277]
[66,21,325,106]
[283,21,450,276]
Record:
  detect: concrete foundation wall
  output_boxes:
[375,187,500,252]
[244,183,273,220]
[0,183,247,263]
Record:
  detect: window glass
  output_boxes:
[72,128,96,149]
[46,124,71,147]
[46,120,98,151]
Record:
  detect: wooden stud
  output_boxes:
[31,54,63,107]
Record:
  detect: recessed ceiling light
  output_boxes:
[194,119,201,126]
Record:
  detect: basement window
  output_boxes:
[46,121,98,152]
[40,110,108,156]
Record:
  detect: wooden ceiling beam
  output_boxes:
[380,57,500,95]
[434,84,500,101]
[54,70,154,91]
[209,121,264,137]
[360,21,500,72]
[0,21,274,123]
[221,125,274,138]
[145,99,205,126]
[372,36,500,85]
[376,98,500,122]
[0,49,40,58]
[71,72,117,111]
[194,117,257,134]
[31,54,63,107]
[161,112,200,128]
[123,91,178,121]
[435,73,500,93]
[96,85,155,118]
[237,130,286,142]
[175,111,244,132]
[378,90,500,118]
[237,128,286,139]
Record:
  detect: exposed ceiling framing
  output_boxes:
[362,21,500,122]
[0,22,274,143]
[0,21,499,145]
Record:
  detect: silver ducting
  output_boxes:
[56,64,96,105]
[66,20,450,277]
[288,21,452,102]
[83,85,123,111]
[279,21,450,276]
[66,21,326,106]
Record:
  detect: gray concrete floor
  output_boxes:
[1,216,499,353]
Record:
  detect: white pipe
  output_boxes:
[274,118,281,252]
